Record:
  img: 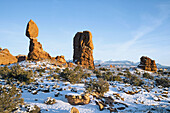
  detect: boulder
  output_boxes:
[138,56,157,72]
[25,19,51,60]
[67,62,74,67]
[73,31,94,69]
[65,93,90,105]
[0,48,17,65]
[70,107,79,113]
[95,101,105,111]
[16,55,27,62]
[55,55,66,64]
[26,19,39,39]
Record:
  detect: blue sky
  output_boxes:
[0,0,170,66]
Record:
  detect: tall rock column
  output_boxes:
[26,19,51,60]
[73,31,94,69]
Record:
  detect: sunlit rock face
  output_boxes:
[138,56,157,72]
[73,31,94,69]
[25,19,51,60]
[0,48,17,65]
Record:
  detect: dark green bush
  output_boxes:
[124,73,144,86]
[110,75,122,81]
[74,66,82,72]
[118,72,123,75]
[60,68,82,84]
[85,78,109,96]
[54,68,60,73]
[143,73,154,79]
[0,85,24,112]
[0,65,34,83]
[52,74,59,79]
[36,68,45,73]
[99,67,110,71]
[155,78,170,87]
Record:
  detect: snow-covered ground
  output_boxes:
[0,61,169,113]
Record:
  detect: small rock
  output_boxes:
[70,107,79,113]
[117,107,126,110]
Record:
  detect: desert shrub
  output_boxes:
[110,75,122,81]
[82,73,91,79]
[124,73,143,86]
[0,65,34,84]
[85,78,109,96]
[74,66,82,72]
[36,68,45,73]
[94,70,102,78]
[60,68,82,84]
[99,67,110,71]
[143,73,154,79]
[0,85,24,112]
[0,66,11,77]
[88,66,93,70]
[54,68,60,73]
[118,72,123,75]
[155,78,170,87]
[52,74,59,79]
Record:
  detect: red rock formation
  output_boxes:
[26,19,38,39]
[73,31,94,69]
[138,56,157,72]
[16,55,27,62]
[55,55,66,64]
[0,48,17,65]
[26,19,51,60]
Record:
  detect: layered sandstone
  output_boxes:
[26,19,51,60]
[73,31,94,69]
[0,48,17,65]
[138,56,157,72]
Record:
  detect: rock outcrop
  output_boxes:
[65,93,90,105]
[26,19,51,60]
[16,55,27,62]
[55,55,66,64]
[138,56,157,72]
[0,48,17,65]
[73,31,94,69]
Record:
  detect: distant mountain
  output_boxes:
[94,60,170,69]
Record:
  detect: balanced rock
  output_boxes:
[25,19,51,60]
[73,31,94,69]
[0,48,17,65]
[138,56,157,72]
[55,55,66,64]
[26,19,39,39]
